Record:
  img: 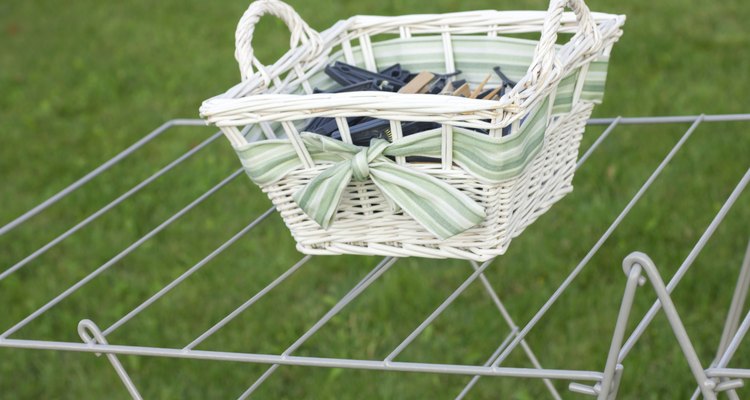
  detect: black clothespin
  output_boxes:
[502,125,512,137]
[304,116,367,136]
[434,70,462,80]
[450,79,467,89]
[324,62,361,86]
[303,117,338,135]
[426,70,463,94]
[325,62,406,92]
[493,66,517,88]
[428,81,448,94]
[379,63,411,82]
[329,119,440,145]
[331,118,390,145]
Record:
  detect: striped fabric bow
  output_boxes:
[291,137,486,239]
[235,98,551,239]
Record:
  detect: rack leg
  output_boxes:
[698,238,750,400]
[596,262,644,400]
[717,239,750,358]
[608,364,625,399]
[471,262,562,400]
[625,253,717,400]
[78,319,142,400]
[573,252,718,398]
[569,258,644,399]
[692,241,750,400]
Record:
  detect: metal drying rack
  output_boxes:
[1,113,749,399]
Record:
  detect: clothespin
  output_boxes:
[427,70,462,94]
[493,66,517,88]
[452,82,471,97]
[331,118,391,145]
[480,86,503,100]
[379,63,411,82]
[469,74,492,98]
[305,116,366,136]
[451,79,467,89]
[325,61,406,91]
[439,81,455,95]
[398,71,435,94]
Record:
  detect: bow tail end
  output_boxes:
[292,162,354,229]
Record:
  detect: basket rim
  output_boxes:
[345,10,625,33]
[201,7,625,150]
[200,91,519,125]
[217,9,625,98]
[201,9,624,126]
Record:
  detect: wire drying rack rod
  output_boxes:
[1,113,748,399]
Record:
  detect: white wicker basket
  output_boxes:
[200,0,625,261]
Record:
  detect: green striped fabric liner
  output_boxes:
[552,68,580,115]
[290,35,609,103]
[234,97,550,237]
[243,34,608,141]
[581,60,608,102]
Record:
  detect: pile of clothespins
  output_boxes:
[304,61,517,146]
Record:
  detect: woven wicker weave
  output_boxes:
[201,0,625,261]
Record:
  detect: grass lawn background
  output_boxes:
[1,0,749,398]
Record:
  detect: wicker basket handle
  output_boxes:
[235,0,323,82]
[506,0,601,106]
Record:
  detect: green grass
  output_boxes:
[1,0,749,398]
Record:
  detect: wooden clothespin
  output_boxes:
[398,71,435,94]
[469,73,492,99]
[439,81,455,95]
[481,86,502,100]
[452,82,471,97]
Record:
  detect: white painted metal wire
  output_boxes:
[1,114,748,399]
